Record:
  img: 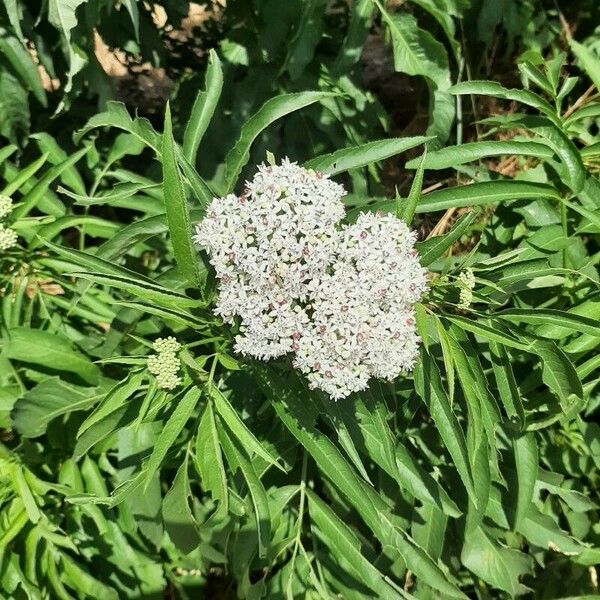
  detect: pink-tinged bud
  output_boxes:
[410,250,418,258]
[325,370,333,379]
[228,252,236,262]
[292,360,299,369]
[302,246,310,256]
[357,332,365,342]
[393,331,401,339]
[341,305,348,312]
[375,210,383,217]
[405,317,414,326]
[318,324,326,334]
[360,231,368,240]
[292,342,300,351]
[313,362,321,371]
[292,331,302,340]
[409,283,416,292]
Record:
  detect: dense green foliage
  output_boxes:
[1,1,600,598]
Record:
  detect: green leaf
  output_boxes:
[209,385,284,472]
[305,136,431,175]
[194,401,228,519]
[163,452,201,553]
[0,144,17,166]
[416,211,476,266]
[31,133,86,194]
[73,403,140,460]
[405,140,554,170]
[374,3,453,141]
[0,152,48,197]
[496,308,600,338]
[28,215,121,249]
[0,499,28,550]
[522,337,583,412]
[74,101,160,151]
[461,525,530,595]
[489,341,525,427]
[11,378,103,438]
[414,348,476,503]
[569,38,600,91]
[0,69,29,144]
[121,0,140,41]
[307,490,409,600]
[48,0,87,42]
[417,180,560,212]
[12,146,90,219]
[450,80,559,125]
[223,91,336,192]
[338,387,460,517]
[398,148,426,225]
[183,50,223,165]
[218,419,271,558]
[59,181,159,207]
[162,103,202,287]
[0,27,46,106]
[72,271,199,310]
[61,554,119,600]
[77,370,145,438]
[367,181,561,217]
[284,0,328,80]
[446,316,583,411]
[411,503,448,562]
[255,367,466,599]
[2,327,100,384]
[2,0,24,41]
[442,325,496,527]
[374,3,448,85]
[143,387,202,489]
[96,213,170,260]
[111,301,206,329]
[512,431,538,530]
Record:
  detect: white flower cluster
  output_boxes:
[0,195,17,251]
[194,159,344,359]
[194,159,428,399]
[457,268,475,309]
[147,337,182,390]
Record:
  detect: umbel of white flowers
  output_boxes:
[147,337,182,390]
[0,195,18,251]
[194,159,428,399]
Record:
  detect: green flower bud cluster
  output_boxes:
[147,337,182,390]
[457,268,475,309]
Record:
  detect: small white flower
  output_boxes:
[0,224,18,251]
[0,195,12,220]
